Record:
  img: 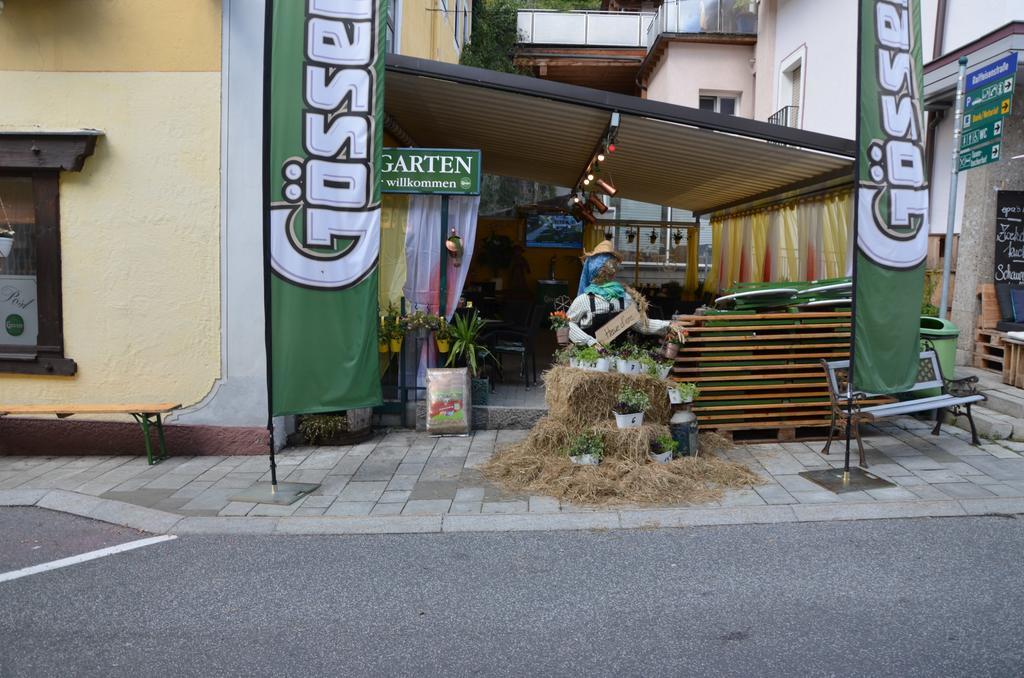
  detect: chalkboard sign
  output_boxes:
[995,191,1024,285]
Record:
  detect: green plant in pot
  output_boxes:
[565,429,604,466]
[649,434,678,464]
[445,311,493,405]
[675,382,700,404]
[435,316,452,353]
[612,385,650,429]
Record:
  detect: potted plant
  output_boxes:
[649,434,678,464]
[435,316,452,353]
[662,328,686,359]
[445,310,493,405]
[614,344,645,374]
[403,309,437,338]
[549,310,570,345]
[0,227,13,259]
[565,430,603,466]
[612,386,650,428]
[642,352,673,380]
[676,382,700,404]
[575,345,610,372]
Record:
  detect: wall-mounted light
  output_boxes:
[578,205,597,225]
[595,178,617,196]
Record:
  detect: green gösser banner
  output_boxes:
[853,0,930,394]
[265,0,385,415]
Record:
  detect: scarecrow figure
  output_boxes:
[567,240,672,346]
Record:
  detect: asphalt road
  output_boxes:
[1,510,1023,677]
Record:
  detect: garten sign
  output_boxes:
[381,148,481,195]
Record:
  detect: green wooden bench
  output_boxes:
[0,403,180,465]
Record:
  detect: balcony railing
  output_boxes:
[516,10,655,48]
[768,105,800,128]
[646,0,758,50]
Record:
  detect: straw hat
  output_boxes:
[581,239,622,261]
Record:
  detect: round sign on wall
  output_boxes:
[5,314,25,337]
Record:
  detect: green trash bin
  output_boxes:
[920,316,959,395]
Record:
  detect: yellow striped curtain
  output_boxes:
[709,189,853,289]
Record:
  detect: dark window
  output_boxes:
[0,131,97,376]
[698,96,716,111]
[719,97,736,115]
[0,172,73,375]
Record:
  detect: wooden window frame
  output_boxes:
[0,131,100,376]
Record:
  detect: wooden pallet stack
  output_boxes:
[974,327,1005,372]
[673,311,857,442]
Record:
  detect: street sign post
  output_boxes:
[958,53,1017,173]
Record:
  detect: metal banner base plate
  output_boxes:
[799,468,895,494]
[230,482,319,506]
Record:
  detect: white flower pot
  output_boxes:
[0,236,12,258]
[569,357,579,368]
[668,387,682,405]
[657,364,672,379]
[579,358,609,372]
[648,450,672,464]
[570,453,600,466]
[614,411,644,429]
[681,396,693,404]
[617,358,644,374]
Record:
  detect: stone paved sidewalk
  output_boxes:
[3,417,1024,526]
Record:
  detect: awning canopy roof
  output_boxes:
[384,55,855,216]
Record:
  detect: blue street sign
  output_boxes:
[965,53,1019,93]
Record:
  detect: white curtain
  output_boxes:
[402,194,481,385]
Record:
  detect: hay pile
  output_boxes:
[544,365,672,427]
[482,368,761,506]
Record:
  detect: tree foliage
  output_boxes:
[461,1,602,73]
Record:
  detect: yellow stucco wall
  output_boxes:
[399,0,471,63]
[0,0,221,72]
[0,2,222,409]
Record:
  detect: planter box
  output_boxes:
[648,450,672,464]
[570,453,600,466]
[614,411,644,428]
[471,377,490,406]
[578,358,610,372]
[656,364,672,379]
[616,358,644,374]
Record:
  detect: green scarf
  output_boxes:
[584,281,626,300]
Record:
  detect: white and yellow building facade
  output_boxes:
[0,0,470,455]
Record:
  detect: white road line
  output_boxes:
[0,535,177,584]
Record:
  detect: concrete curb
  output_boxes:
[2,489,1023,536]
[0,489,183,534]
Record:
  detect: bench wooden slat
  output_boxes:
[861,394,984,417]
[0,403,180,416]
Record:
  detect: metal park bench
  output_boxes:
[821,350,985,467]
[0,403,180,465]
